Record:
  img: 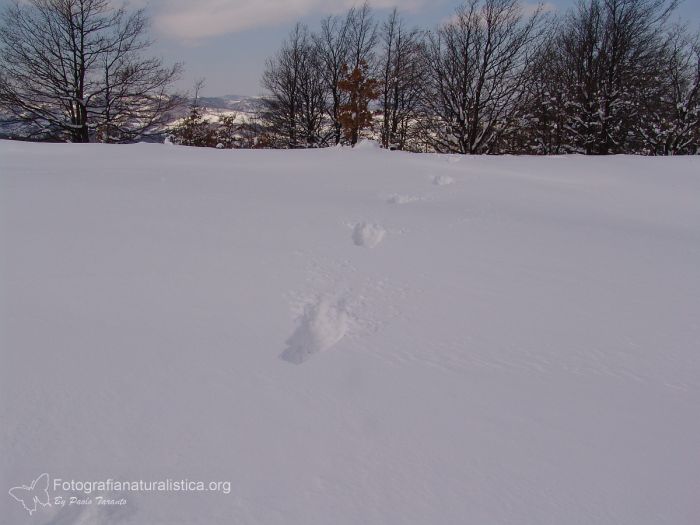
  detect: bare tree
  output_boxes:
[93,9,183,142]
[314,14,351,145]
[347,2,378,71]
[261,24,304,148]
[379,9,425,150]
[423,0,545,154]
[297,40,327,147]
[261,23,325,148]
[0,0,181,143]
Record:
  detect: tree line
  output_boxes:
[258,0,699,155]
[1,0,698,155]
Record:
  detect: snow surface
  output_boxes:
[1,140,699,525]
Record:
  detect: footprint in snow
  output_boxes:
[281,297,349,364]
[432,174,455,186]
[352,223,386,248]
[387,194,421,205]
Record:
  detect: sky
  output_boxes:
[2,0,699,96]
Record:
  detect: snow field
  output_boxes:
[1,141,699,525]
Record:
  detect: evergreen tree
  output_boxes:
[169,81,216,147]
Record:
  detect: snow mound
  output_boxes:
[433,174,455,186]
[354,139,380,150]
[352,222,386,248]
[281,298,349,364]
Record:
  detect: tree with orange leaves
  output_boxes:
[337,61,380,146]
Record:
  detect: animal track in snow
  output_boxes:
[280,297,349,364]
[432,174,455,186]
[352,222,386,248]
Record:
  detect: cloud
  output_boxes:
[520,1,557,17]
[152,0,430,41]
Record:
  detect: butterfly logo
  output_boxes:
[8,473,52,516]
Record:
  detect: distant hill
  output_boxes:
[0,95,264,140]
[197,95,263,114]
[169,94,263,125]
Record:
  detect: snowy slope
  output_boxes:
[1,140,699,525]
[169,95,262,127]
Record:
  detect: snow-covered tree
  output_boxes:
[554,0,678,154]
[422,0,546,154]
[518,32,570,154]
[637,27,699,155]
